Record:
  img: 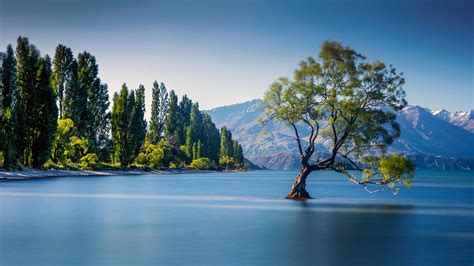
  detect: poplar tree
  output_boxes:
[1,45,17,168]
[201,113,220,162]
[185,102,202,160]
[77,51,99,139]
[112,84,132,167]
[52,44,74,119]
[63,59,80,128]
[31,55,58,168]
[164,90,180,148]
[15,36,39,166]
[131,84,146,156]
[178,95,192,145]
[149,81,168,143]
[95,83,111,160]
[219,126,233,158]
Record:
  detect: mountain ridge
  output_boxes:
[206,99,474,170]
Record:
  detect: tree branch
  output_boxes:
[291,123,304,157]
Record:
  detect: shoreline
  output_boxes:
[0,168,237,180]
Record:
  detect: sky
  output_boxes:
[0,0,472,114]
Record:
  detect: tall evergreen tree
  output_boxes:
[63,59,80,128]
[1,45,17,168]
[15,36,39,166]
[149,81,168,143]
[1,45,16,111]
[112,84,132,167]
[185,102,202,160]
[164,90,180,148]
[0,51,3,114]
[232,140,243,164]
[219,126,233,158]
[201,113,220,162]
[95,83,111,160]
[131,84,146,156]
[52,44,74,119]
[178,95,192,145]
[77,51,99,140]
[31,55,58,168]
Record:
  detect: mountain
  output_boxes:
[432,109,474,133]
[390,106,474,158]
[206,100,474,170]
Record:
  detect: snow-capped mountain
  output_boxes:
[206,100,474,170]
[432,109,474,133]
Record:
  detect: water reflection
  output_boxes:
[1,170,473,266]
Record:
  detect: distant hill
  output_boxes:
[206,99,474,170]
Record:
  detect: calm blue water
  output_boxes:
[1,170,473,266]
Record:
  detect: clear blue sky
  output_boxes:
[1,0,472,112]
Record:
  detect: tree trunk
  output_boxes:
[286,166,312,200]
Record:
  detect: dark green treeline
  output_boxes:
[0,36,244,170]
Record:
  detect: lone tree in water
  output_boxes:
[262,41,415,199]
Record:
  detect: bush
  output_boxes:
[145,144,164,168]
[190,157,213,170]
[80,153,99,170]
[134,152,147,165]
[219,156,235,169]
[65,136,91,163]
[134,142,165,169]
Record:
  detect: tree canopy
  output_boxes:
[263,41,414,199]
[0,36,245,171]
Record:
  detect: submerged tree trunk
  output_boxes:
[286,166,312,200]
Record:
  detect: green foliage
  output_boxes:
[78,51,99,139]
[111,84,147,168]
[219,156,235,169]
[52,44,74,119]
[149,81,168,144]
[15,36,38,166]
[220,127,233,158]
[65,136,91,163]
[112,84,132,167]
[32,55,58,168]
[262,40,414,194]
[135,141,165,169]
[1,45,17,171]
[190,157,214,170]
[94,83,111,161]
[1,36,244,172]
[378,154,415,190]
[130,84,147,156]
[80,153,99,170]
[1,45,16,110]
[164,90,180,148]
[51,118,76,163]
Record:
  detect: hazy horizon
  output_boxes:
[1,0,472,114]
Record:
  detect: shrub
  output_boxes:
[145,144,164,169]
[80,153,99,170]
[134,152,147,165]
[134,142,165,169]
[65,136,91,163]
[190,157,213,170]
[219,156,235,169]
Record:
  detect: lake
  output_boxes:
[0,170,473,265]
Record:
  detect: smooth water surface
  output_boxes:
[1,170,473,265]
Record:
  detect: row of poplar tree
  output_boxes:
[0,36,244,170]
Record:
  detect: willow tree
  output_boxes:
[262,41,415,199]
